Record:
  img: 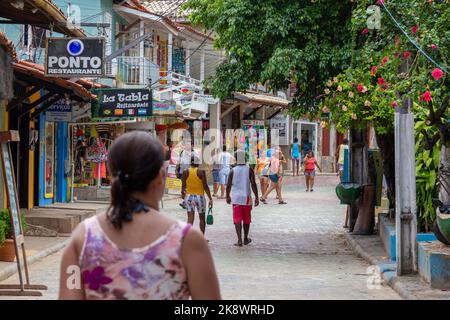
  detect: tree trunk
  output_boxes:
[353,185,376,234]
[375,131,396,215]
[439,143,450,204]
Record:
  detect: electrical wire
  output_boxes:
[380,2,448,73]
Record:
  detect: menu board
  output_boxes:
[1,141,21,236]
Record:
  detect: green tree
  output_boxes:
[184,0,354,105]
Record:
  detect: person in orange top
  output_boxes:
[181,155,213,235]
[303,150,322,192]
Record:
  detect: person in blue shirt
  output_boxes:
[290,137,301,176]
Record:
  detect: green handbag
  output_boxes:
[206,208,214,225]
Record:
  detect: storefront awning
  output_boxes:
[0,0,85,37]
[234,92,290,108]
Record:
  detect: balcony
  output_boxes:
[113,56,161,87]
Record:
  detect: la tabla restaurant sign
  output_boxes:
[92,88,152,118]
[45,37,105,77]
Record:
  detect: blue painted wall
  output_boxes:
[55,122,69,203]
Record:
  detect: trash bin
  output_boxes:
[336,182,362,205]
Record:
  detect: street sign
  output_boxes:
[45,37,105,77]
[92,88,152,118]
[153,100,177,116]
[192,93,218,104]
[45,99,72,122]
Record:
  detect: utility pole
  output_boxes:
[394,97,417,275]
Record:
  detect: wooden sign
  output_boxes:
[0,131,47,296]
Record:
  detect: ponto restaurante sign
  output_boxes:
[45,37,105,77]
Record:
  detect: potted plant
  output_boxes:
[0,208,27,262]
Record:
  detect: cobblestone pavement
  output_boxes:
[0,176,400,299]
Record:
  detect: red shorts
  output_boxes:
[233,205,252,224]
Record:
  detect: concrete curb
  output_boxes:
[0,238,70,283]
[344,233,418,300]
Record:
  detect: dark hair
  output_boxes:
[222,145,227,152]
[107,131,164,229]
[307,150,314,156]
[191,153,200,167]
[294,137,298,143]
[343,138,349,144]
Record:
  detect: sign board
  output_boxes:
[0,131,47,296]
[270,114,289,145]
[242,120,265,127]
[92,88,152,118]
[45,37,105,77]
[192,93,218,104]
[153,100,176,116]
[45,100,72,122]
[166,163,182,195]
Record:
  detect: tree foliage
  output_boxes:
[184,0,353,108]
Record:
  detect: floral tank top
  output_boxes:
[79,215,192,300]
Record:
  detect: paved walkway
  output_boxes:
[0,176,400,299]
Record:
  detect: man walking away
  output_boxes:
[226,150,259,247]
[181,155,213,235]
[219,145,233,199]
[211,148,221,197]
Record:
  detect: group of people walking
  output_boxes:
[58,131,324,300]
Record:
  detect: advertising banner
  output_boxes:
[153,100,176,116]
[45,99,72,122]
[45,37,105,77]
[92,88,152,118]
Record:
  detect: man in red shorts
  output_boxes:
[226,150,259,246]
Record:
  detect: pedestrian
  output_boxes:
[303,150,322,192]
[181,155,213,235]
[336,138,349,181]
[290,137,301,176]
[211,148,221,197]
[176,143,192,209]
[226,150,259,246]
[260,148,287,204]
[59,131,220,300]
[255,152,270,196]
[275,147,287,202]
[218,145,233,199]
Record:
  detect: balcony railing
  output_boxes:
[114,56,160,86]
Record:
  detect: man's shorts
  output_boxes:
[219,170,229,185]
[304,171,316,176]
[184,195,206,213]
[233,205,252,224]
[212,169,220,183]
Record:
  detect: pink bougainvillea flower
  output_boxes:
[392,101,397,108]
[351,113,358,120]
[421,91,432,102]
[431,44,437,50]
[381,56,389,65]
[393,52,400,58]
[431,68,443,80]
[378,77,385,85]
[371,66,377,74]
[411,25,418,35]
[361,28,369,35]
[357,83,364,92]
[342,105,348,112]
[403,51,410,60]
[377,0,384,5]
[322,106,329,113]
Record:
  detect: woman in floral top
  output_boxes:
[59,131,221,300]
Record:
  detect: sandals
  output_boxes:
[278,201,287,205]
[244,238,252,245]
[260,197,267,204]
[234,242,243,247]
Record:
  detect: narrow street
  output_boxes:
[0,176,400,300]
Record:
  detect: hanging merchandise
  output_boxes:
[90,125,99,138]
[86,137,107,163]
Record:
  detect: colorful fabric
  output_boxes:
[79,216,192,300]
[233,204,252,224]
[186,168,204,195]
[184,194,206,213]
[291,143,300,158]
[304,157,317,171]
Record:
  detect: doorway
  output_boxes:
[292,121,318,158]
